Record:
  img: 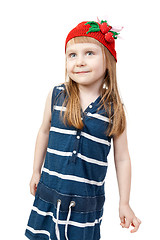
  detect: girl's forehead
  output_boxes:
[66,42,100,52]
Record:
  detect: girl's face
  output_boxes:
[66,42,107,88]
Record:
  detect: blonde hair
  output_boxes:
[57,36,126,138]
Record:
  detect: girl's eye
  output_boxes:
[69,53,76,58]
[68,51,94,58]
[86,51,94,56]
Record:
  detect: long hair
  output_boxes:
[58,36,126,138]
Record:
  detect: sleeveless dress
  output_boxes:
[25,82,113,240]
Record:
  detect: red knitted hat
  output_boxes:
[65,18,123,62]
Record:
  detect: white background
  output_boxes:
[0,0,160,239]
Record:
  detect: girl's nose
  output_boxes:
[76,55,85,66]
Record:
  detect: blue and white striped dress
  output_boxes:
[25,82,113,240]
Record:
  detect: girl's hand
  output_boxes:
[29,171,41,196]
[119,203,142,233]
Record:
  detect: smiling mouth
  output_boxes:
[75,71,90,74]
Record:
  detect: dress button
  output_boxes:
[77,135,80,139]
[89,104,92,108]
[73,150,77,154]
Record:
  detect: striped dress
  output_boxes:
[25,82,113,240]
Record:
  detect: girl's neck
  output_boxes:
[78,80,103,99]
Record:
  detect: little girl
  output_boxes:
[25,18,141,240]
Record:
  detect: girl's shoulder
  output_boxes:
[52,82,69,99]
[52,82,67,92]
[51,82,67,109]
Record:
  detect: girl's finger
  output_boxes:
[124,219,130,228]
[120,222,125,228]
[120,217,125,227]
[130,219,140,233]
[120,217,125,223]
[137,217,142,224]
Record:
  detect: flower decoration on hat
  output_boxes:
[85,17,123,43]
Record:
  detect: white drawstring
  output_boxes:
[55,199,61,240]
[55,199,75,240]
[65,201,75,240]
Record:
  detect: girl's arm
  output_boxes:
[113,125,141,233]
[29,88,53,196]
[113,126,131,205]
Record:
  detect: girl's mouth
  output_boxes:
[75,71,90,74]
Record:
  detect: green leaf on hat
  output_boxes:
[100,20,107,24]
[85,21,100,34]
[111,31,120,39]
